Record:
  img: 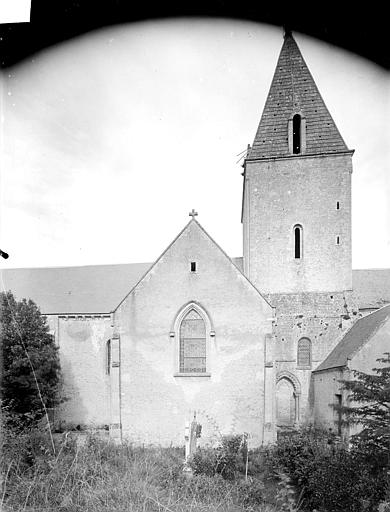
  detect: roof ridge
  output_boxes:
[115,218,273,312]
[0,261,152,271]
[353,267,390,271]
[192,220,273,309]
[115,219,194,310]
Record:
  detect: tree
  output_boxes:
[0,291,62,427]
[340,353,390,455]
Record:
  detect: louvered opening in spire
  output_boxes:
[247,33,349,160]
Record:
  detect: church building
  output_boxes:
[2,31,390,446]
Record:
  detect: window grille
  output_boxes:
[297,337,311,366]
[179,309,206,372]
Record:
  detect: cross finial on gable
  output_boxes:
[189,209,198,219]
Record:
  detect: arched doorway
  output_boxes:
[276,378,295,426]
[276,372,301,427]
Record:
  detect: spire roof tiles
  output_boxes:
[248,33,350,160]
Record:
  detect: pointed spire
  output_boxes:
[283,24,292,39]
[247,32,349,160]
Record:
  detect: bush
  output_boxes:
[0,291,62,429]
[270,426,389,512]
[189,434,243,480]
[237,477,266,507]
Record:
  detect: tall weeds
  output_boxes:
[1,430,277,512]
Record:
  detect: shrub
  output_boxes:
[237,477,266,507]
[0,291,63,431]
[271,426,389,512]
[189,434,243,480]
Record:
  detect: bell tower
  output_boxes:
[242,31,354,294]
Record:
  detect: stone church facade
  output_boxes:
[3,31,390,446]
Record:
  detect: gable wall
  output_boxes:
[311,368,344,430]
[114,223,273,446]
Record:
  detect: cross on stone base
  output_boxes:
[189,209,198,218]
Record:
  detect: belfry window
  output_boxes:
[297,337,311,367]
[179,309,206,373]
[288,114,306,154]
[293,114,301,154]
[294,225,303,259]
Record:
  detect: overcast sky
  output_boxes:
[1,18,389,270]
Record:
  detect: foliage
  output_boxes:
[189,434,244,480]
[339,352,390,455]
[274,470,301,512]
[0,431,276,512]
[187,435,269,508]
[271,426,389,512]
[0,290,62,427]
[267,356,390,511]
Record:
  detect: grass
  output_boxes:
[0,430,282,512]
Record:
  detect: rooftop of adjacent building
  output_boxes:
[313,303,390,373]
[1,261,389,315]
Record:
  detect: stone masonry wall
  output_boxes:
[243,153,352,294]
[266,290,360,424]
[47,315,113,428]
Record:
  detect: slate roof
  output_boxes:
[313,304,390,372]
[248,33,350,160]
[0,257,246,315]
[352,268,390,310]
[0,262,152,314]
[0,263,388,315]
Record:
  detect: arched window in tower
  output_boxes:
[179,309,206,373]
[297,337,311,367]
[294,225,303,259]
[293,114,301,154]
[106,339,111,375]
